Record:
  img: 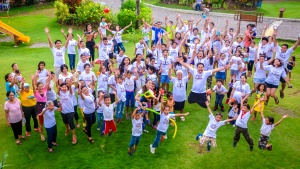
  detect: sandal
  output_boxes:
[16,140,22,145]
[72,135,77,145]
[279,90,284,99]
[48,148,54,153]
[19,136,26,140]
[65,129,70,136]
[265,99,268,106]
[52,142,58,146]
[88,138,94,144]
[83,128,88,135]
[274,97,279,105]
[41,135,45,141]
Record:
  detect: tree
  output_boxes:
[136,0,140,29]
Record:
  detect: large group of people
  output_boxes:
[4,13,299,154]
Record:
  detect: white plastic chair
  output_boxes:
[2,0,10,10]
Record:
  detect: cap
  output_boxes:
[24,83,30,87]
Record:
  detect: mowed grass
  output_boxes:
[0,6,300,169]
[145,0,300,19]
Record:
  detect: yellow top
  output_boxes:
[20,90,36,107]
[253,92,265,112]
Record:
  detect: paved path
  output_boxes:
[95,0,300,40]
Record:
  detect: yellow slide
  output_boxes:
[0,20,30,43]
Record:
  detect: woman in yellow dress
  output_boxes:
[252,84,267,121]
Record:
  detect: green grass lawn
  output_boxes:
[1,5,300,169]
[145,0,300,19]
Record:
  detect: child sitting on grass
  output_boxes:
[150,106,189,154]
[198,101,235,154]
[258,106,288,151]
[128,107,145,155]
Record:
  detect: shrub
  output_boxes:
[54,1,70,24]
[117,0,152,32]
[25,0,37,5]
[63,0,82,14]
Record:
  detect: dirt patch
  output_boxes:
[291,90,300,96]
[0,36,12,42]
[271,107,298,118]
[29,42,49,48]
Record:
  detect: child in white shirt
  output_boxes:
[150,106,189,154]
[116,76,126,123]
[258,106,288,151]
[212,79,228,112]
[128,108,145,155]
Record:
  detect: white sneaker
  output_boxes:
[150,144,155,154]
[164,134,167,140]
[232,124,236,127]
[180,116,185,121]
[97,128,100,131]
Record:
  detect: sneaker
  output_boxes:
[72,135,77,145]
[232,124,236,127]
[143,129,149,133]
[34,128,41,133]
[233,142,237,147]
[180,116,185,121]
[250,146,253,151]
[164,134,167,140]
[26,131,31,137]
[213,106,217,111]
[221,107,225,112]
[150,144,155,154]
[97,128,100,131]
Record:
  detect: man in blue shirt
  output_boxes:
[151,22,165,45]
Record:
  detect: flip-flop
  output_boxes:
[16,141,22,145]
[88,138,94,144]
[274,97,279,105]
[19,136,26,140]
[65,129,70,136]
[72,136,77,145]
[280,90,284,99]
[48,149,54,153]
[41,135,45,141]
[52,142,58,146]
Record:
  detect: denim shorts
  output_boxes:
[160,75,170,84]
[253,78,266,84]
[215,72,226,80]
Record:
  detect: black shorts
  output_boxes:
[280,68,288,83]
[248,60,254,71]
[265,82,278,89]
[109,52,114,59]
[110,93,115,103]
[188,91,207,108]
[61,112,75,130]
[174,101,185,111]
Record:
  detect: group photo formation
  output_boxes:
[0,0,299,168]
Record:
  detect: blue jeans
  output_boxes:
[68,54,76,70]
[114,43,125,54]
[97,113,104,129]
[45,125,57,148]
[126,91,135,107]
[195,4,202,11]
[152,130,166,148]
[128,135,141,148]
[116,101,125,119]
[215,93,225,107]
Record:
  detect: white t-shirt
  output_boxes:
[46,81,57,102]
[260,118,275,136]
[107,40,113,52]
[230,56,242,70]
[51,47,66,67]
[135,43,145,55]
[112,30,124,43]
[37,69,48,84]
[82,94,95,114]
[264,65,286,86]
[58,72,73,83]
[59,91,74,114]
[146,74,157,83]
[171,77,188,102]
[232,41,244,53]
[174,64,188,78]
[228,107,239,117]
[43,107,57,128]
[96,99,104,113]
[102,103,116,121]
[71,85,77,106]
[275,45,294,67]
[200,29,208,44]
[193,57,205,67]
[203,114,226,138]
[78,48,90,58]
[217,58,228,72]
[203,56,215,71]
[133,61,146,77]
[116,83,126,102]
[190,69,212,93]
[99,22,107,36]
[116,54,128,66]
[159,56,173,75]
[248,46,256,61]
[142,27,150,41]
[132,117,143,136]
[79,71,97,86]
[169,46,179,60]
[221,45,230,58]
[99,42,110,61]
[266,43,275,59]
[76,60,90,73]
[213,85,228,95]
[157,113,176,133]
[232,81,251,102]
[108,75,116,94]
[187,43,201,58]
[235,110,251,128]
[254,61,268,79]
[147,48,158,60]
[67,39,78,54]
[124,76,135,91]
[236,62,246,81]
[97,73,109,93]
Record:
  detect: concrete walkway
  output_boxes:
[94,0,300,40]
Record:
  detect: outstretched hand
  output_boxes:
[282,114,288,119]
[45,27,49,34]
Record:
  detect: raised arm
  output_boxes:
[177,57,192,71]
[123,21,133,31]
[64,28,72,48]
[292,37,300,51]
[45,27,53,48]
[30,74,37,91]
[274,114,288,127]
[61,28,67,40]
[168,64,173,81]
[205,101,212,114]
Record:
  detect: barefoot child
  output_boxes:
[258,106,288,151]
[198,101,235,153]
[39,101,62,153]
[128,108,145,155]
[150,106,189,154]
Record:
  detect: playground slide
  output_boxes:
[0,20,30,43]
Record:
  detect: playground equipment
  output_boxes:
[0,20,30,46]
